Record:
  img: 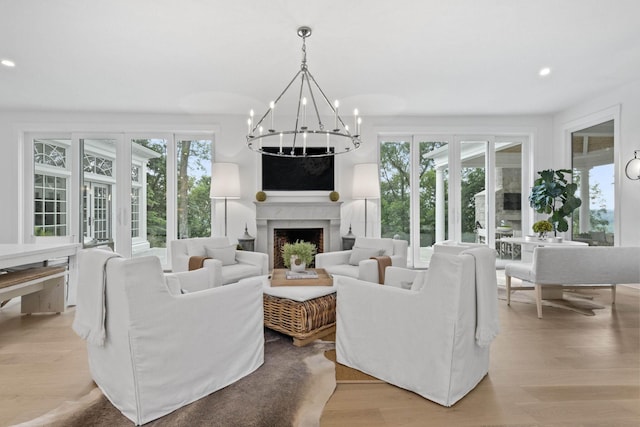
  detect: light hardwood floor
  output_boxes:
[1,281,639,427]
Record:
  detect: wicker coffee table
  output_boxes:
[263,269,336,347]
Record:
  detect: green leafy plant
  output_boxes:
[529,169,582,235]
[532,220,553,237]
[281,240,317,268]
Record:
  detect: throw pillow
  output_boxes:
[354,238,394,256]
[206,244,237,266]
[348,247,382,266]
[187,237,228,257]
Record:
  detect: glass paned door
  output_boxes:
[460,140,488,244]
[494,141,523,259]
[571,120,615,246]
[83,183,111,242]
[417,139,449,265]
[380,140,411,240]
[131,138,167,263]
[81,139,116,249]
[176,138,212,239]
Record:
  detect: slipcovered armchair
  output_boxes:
[170,237,268,285]
[336,247,499,407]
[433,240,488,255]
[74,251,264,425]
[315,237,408,283]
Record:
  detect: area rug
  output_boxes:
[14,330,335,427]
[497,286,605,316]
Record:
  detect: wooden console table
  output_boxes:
[0,243,80,308]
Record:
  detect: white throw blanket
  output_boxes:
[72,249,120,346]
[462,247,500,347]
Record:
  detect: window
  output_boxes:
[34,174,67,236]
[380,133,528,266]
[380,137,450,266]
[131,187,140,238]
[131,138,167,257]
[81,139,116,247]
[26,131,214,268]
[380,140,410,240]
[176,139,212,239]
[33,139,70,237]
[571,120,615,246]
[418,139,449,263]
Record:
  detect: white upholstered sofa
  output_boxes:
[335,246,499,406]
[315,237,408,283]
[505,246,640,318]
[74,250,264,425]
[170,237,268,285]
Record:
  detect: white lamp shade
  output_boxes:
[210,163,241,199]
[352,163,380,199]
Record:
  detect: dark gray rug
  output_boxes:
[16,330,335,427]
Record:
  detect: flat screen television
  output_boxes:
[261,147,335,191]
[503,193,521,210]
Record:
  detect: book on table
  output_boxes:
[285,270,319,280]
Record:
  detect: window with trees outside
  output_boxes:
[379,137,449,267]
[571,120,615,246]
[380,134,526,266]
[28,133,214,270]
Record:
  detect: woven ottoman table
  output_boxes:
[262,269,336,347]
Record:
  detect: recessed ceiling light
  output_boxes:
[1,59,16,67]
[539,67,551,77]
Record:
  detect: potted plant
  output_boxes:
[282,240,317,272]
[532,220,553,239]
[528,169,582,236]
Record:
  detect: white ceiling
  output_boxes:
[1,0,640,117]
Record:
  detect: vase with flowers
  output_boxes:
[532,220,553,239]
[281,240,317,272]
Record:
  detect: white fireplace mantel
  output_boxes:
[255,201,342,269]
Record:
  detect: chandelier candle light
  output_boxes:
[246,26,361,157]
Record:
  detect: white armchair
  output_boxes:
[336,247,499,407]
[170,237,268,285]
[315,237,408,283]
[76,253,264,425]
[433,240,488,255]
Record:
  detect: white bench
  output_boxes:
[505,246,640,318]
[0,266,67,314]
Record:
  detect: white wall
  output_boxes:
[552,78,640,246]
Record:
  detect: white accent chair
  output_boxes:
[315,237,408,283]
[433,240,488,255]
[336,247,499,407]
[170,237,268,285]
[81,255,264,425]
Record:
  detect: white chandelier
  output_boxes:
[246,26,361,158]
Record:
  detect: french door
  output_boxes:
[82,182,112,244]
[380,134,528,268]
[25,132,214,269]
